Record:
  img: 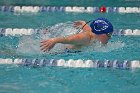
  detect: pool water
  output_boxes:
[0,64,140,93]
[0,4,140,93]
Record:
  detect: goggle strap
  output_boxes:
[77,20,92,33]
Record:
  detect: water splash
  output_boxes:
[93,41,125,52]
[80,40,125,53]
[16,22,79,55]
[16,22,125,55]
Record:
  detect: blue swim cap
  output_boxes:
[90,18,113,35]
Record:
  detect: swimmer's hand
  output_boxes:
[40,38,56,52]
[73,21,86,28]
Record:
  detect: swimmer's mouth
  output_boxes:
[100,30,112,38]
[105,32,113,38]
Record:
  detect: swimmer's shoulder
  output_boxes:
[82,24,91,32]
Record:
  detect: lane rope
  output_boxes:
[0,6,140,13]
[0,58,139,69]
[0,28,140,36]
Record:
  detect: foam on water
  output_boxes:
[16,22,79,55]
[16,22,125,55]
[79,40,125,53]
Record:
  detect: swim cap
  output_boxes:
[90,18,113,35]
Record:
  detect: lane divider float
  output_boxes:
[0,28,140,36]
[0,6,140,13]
[0,58,139,69]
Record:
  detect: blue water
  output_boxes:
[0,8,140,93]
[0,12,140,29]
[0,65,140,93]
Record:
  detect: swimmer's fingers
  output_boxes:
[40,43,49,51]
[40,40,48,43]
[41,45,51,52]
[41,47,49,52]
[40,41,51,51]
[40,39,56,52]
[41,43,54,52]
[40,41,48,47]
[40,39,54,47]
[42,45,52,52]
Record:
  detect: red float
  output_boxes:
[100,6,106,13]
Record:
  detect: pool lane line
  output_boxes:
[0,6,140,13]
[0,58,139,69]
[0,28,140,36]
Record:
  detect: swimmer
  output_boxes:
[40,18,113,52]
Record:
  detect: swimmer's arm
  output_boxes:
[40,32,91,51]
[55,32,91,45]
